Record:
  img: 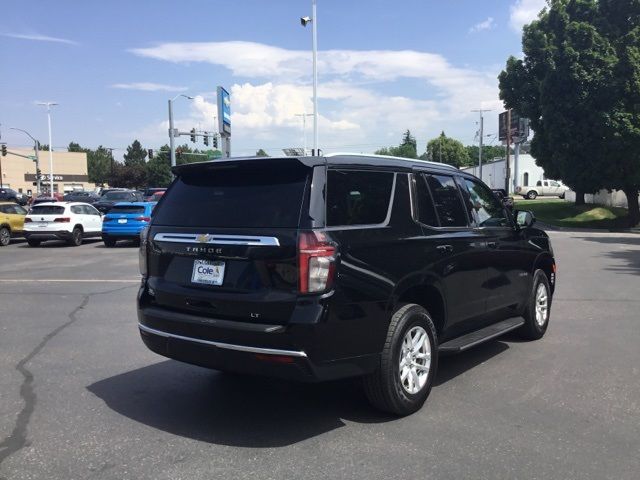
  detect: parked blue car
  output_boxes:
[101,202,155,247]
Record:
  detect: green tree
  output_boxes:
[498,0,640,224]
[67,141,86,153]
[374,130,418,159]
[256,149,269,157]
[424,132,470,167]
[145,152,172,187]
[123,139,147,167]
[465,145,507,164]
[87,146,112,186]
[109,162,146,189]
[39,144,50,151]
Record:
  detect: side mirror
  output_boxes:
[516,210,536,228]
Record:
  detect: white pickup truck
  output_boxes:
[515,180,569,200]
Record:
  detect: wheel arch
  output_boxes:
[391,280,447,336]
[533,253,556,294]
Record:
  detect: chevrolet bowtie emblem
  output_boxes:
[196,234,211,243]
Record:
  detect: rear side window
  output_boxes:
[425,175,468,227]
[326,170,394,227]
[31,206,65,215]
[413,174,439,227]
[110,205,145,214]
[153,161,309,228]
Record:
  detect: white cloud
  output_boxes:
[111,82,188,92]
[469,17,496,34]
[127,40,504,155]
[509,0,546,31]
[2,32,78,45]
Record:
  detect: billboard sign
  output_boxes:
[499,111,530,142]
[217,86,231,136]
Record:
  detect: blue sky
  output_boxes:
[0,0,545,160]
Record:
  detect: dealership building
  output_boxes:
[0,148,96,196]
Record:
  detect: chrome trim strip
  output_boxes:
[153,233,280,246]
[138,323,307,358]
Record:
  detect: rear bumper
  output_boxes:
[137,295,379,382]
[23,229,72,240]
[102,228,143,238]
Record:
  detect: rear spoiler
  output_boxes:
[171,156,325,176]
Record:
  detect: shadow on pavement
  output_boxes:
[573,235,640,275]
[16,238,103,248]
[88,340,510,447]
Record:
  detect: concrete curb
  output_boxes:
[536,220,640,234]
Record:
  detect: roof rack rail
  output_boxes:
[324,152,458,170]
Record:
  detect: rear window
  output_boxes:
[152,161,309,228]
[326,170,394,226]
[31,205,65,215]
[105,192,133,200]
[110,205,145,214]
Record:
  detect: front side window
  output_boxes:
[326,170,394,226]
[425,175,468,227]
[549,180,560,187]
[462,179,509,228]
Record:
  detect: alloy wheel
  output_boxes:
[399,326,432,394]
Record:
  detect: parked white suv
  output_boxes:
[23,202,103,247]
[515,180,569,200]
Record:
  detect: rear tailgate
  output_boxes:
[103,205,149,230]
[25,205,68,231]
[146,158,314,325]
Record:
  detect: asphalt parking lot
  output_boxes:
[1,232,639,480]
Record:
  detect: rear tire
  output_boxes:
[519,269,551,340]
[103,237,117,248]
[69,227,83,246]
[0,227,10,247]
[27,239,41,247]
[363,303,438,416]
[527,190,538,200]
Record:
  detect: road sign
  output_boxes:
[499,111,529,142]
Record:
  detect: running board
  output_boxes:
[438,317,524,354]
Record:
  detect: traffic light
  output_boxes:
[213,135,218,148]
[190,128,196,143]
[148,149,153,159]
[1,144,6,156]
[203,132,209,147]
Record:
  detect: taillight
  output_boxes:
[54,217,70,223]
[134,216,151,222]
[298,231,336,293]
[24,218,32,223]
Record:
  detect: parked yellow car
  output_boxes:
[0,201,28,246]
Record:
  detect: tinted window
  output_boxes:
[413,174,438,227]
[326,170,394,226]
[425,175,468,227]
[104,191,134,201]
[110,205,145,214]
[462,179,509,227]
[153,162,309,228]
[70,206,83,214]
[85,205,100,215]
[0,205,8,214]
[31,206,65,215]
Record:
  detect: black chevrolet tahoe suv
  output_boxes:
[137,154,556,416]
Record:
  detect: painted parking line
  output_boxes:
[0,279,140,283]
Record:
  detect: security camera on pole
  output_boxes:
[300,0,319,156]
[217,86,231,158]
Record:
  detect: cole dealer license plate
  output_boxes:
[191,259,225,286]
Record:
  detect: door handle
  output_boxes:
[436,245,453,254]
[487,241,498,249]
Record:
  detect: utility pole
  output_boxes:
[295,113,313,155]
[505,109,511,194]
[439,135,442,163]
[37,102,58,195]
[472,108,491,180]
[168,94,194,168]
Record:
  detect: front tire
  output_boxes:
[526,190,538,200]
[68,227,83,246]
[0,227,10,247]
[519,270,552,340]
[363,304,438,416]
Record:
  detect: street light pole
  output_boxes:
[301,1,319,156]
[37,102,58,196]
[312,0,318,156]
[295,113,313,155]
[168,94,194,168]
[10,127,41,195]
